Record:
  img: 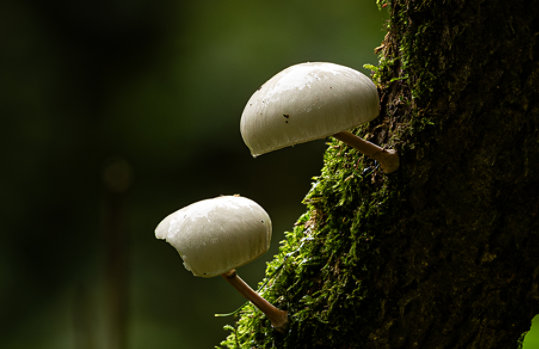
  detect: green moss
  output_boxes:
[217,132,405,348]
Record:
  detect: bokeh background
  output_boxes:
[1,1,537,348]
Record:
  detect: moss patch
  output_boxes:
[218,134,404,348]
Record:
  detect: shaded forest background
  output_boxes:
[1,0,537,348]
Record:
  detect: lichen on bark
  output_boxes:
[219,1,539,348]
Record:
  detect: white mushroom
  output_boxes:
[240,62,399,173]
[155,195,288,330]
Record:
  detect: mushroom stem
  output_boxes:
[333,131,400,173]
[222,269,288,331]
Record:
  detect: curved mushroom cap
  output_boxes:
[240,62,380,157]
[155,195,272,278]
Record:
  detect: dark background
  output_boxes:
[1,1,537,348]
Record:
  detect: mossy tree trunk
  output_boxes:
[220,1,539,348]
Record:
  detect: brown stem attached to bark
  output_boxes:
[222,269,288,331]
[333,131,400,173]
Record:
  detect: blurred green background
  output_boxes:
[1,1,537,348]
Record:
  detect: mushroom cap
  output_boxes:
[240,62,380,157]
[155,195,272,278]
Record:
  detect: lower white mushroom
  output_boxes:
[155,195,288,330]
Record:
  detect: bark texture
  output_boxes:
[220,1,539,348]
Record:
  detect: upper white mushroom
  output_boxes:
[155,195,272,278]
[240,62,380,157]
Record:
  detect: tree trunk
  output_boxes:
[220,1,539,347]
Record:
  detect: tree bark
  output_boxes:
[220,1,539,348]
